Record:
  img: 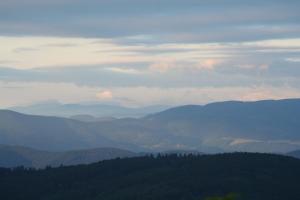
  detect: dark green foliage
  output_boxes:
[205,193,238,200]
[1,153,300,200]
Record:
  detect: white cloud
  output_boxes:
[229,138,262,146]
[250,38,300,48]
[0,36,150,69]
[104,67,143,74]
[227,138,300,147]
[286,57,300,62]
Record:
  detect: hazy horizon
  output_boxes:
[2,97,300,110]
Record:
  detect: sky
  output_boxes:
[0,0,300,107]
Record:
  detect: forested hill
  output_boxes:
[1,153,300,200]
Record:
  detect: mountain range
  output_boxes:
[287,150,300,159]
[0,144,136,168]
[9,101,169,118]
[1,98,300,153]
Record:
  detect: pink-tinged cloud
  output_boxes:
[96,90,113,100]
[149,60,174,73]
[229,138,262,146]
[149,58,221,73]
[196,59,220,70]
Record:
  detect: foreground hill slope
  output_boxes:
[1,153,300,200]
[0,144,137,168]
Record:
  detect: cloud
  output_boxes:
[239,86,300,101]
[0,34,299,108]
[13,47,39,53]
[238,64,269,70]
[1,80,300,108]
[0,81,100,108]
[0,1,299,107]
[229,138,262,146]
[227,137,300,147]
[104,67,143,74]
[99,86,300,107]
[0,60,18,64]
[0,1,299,43]
[286,57,300,62]
[1,36,299,72]
[149,58,223,73]
[41,43,79,48]
[0,36,151,69]
[149,60,174,73]
[196,59,221,70]
[96,90,113,100]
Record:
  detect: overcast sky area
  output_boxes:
[0,0,300,107]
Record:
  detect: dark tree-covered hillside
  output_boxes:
[0,153,300,200]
